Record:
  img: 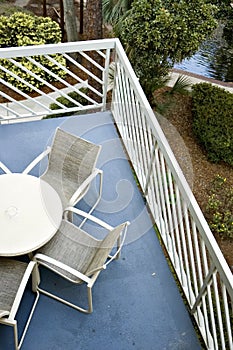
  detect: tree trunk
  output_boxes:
[62,0,79,42]
[85,0,103,40]
[84,0,103,103]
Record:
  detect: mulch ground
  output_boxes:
[154,88,233,270]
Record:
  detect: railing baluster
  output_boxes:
[102,48,111,110]
[202,240,218,348]
[113,38,233,350]
[222,283,233,349]
[191,220,205,328]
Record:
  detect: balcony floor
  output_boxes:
[0,112,202,350]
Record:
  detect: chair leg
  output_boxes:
[116,236,121,259]
[0,291,39,350]
[13,322,18,350]
[87,285,93,314]
[0,319,19,350]
[18,291,40,349]
[31,264,40,292]
[37,285,93,314]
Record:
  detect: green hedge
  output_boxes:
[192,83,233,165]
[0,12,66,92]
[0,12,62,47]
[44,89,89,119]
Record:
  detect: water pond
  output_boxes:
[175,25,233,82]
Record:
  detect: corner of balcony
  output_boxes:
[0,111,203,350]
[0,39,232,350]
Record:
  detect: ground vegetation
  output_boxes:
[154,85,233,269]
[192,83,233,166]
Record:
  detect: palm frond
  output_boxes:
[169,75,192,95]
[102,0,132,24]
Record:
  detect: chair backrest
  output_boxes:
[85,223,127,276]
[42,128,101,200]
[0,258,28,314]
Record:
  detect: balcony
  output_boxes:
[0,38,232,350]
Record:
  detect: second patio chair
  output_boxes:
[0,258,39,350]
[33,207,129,314]
[23,128,103,217]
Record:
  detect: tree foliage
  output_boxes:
[102,0,132,24]
[119,0,218,99]
[206,0,232,19]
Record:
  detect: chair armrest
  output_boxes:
[64,206,113,231]
[105,221,130,266]
[0,310,9,318]
[69,168,103,206]
[22,146,51,175]
[0,161,11,174]
[34,253,91,284]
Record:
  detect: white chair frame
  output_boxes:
[33,207,129,314]
[0,260,39,350]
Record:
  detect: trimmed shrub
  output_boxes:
[0,12,66,92]
[192,83,233,165]
[0,12,61,47]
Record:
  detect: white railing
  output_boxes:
[0,40,115,122]
[112,39,233,350]
[0,39,232,349]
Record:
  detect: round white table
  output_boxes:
[0,173,63,256]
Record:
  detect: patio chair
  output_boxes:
[33,207,129,314]
[23,128,103,219]
[0,258,39,350]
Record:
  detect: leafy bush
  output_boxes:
[0,12,66,92]
[223,18,233,46]
[206,175,233,239]
[0,12,61,47]
[44,89,89,119]
[192,83,233,165]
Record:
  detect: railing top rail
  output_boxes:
[0,39,117,59]
[0,39,116,121]
[114,39,233,296]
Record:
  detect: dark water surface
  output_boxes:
[175,25,233,82]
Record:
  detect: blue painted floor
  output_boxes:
[0,112,202,350]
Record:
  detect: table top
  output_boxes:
[0,173,63,256]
